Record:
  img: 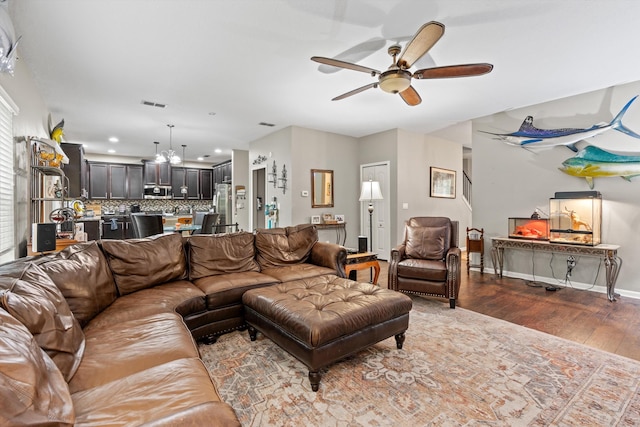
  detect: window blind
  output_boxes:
[0,85,17,263]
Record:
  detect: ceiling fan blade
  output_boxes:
[399,86,421,106]
[413,63,494,79]
[318,38,387,74]
[311,56,380,75]
[397,21,444,69]
[332,83,377,101]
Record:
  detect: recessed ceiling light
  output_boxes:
[197,156,204,161]
[214,148,222,153]
[107,149,116,154]
[108,137,119,143]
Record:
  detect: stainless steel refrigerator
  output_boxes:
[215,183,232,228]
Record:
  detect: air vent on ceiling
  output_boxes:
[259,122,275,127]
[141,100,167,108]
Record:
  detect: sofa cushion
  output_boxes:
[72,358,239,427]
[255,224,318,269]
[188,232,259,280]
[260,263,337,283]
[100,233,187,295]
[193,271,279,309]
[69,312,199,393]
[83,280,206,331]
[0,262,85,382]
[34,241,117,327]
[0,307,75,426]
[398,258,448,281]
[405,225,450,260]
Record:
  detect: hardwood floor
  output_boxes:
[353,260,640,362]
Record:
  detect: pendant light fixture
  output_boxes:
[156,124,181,164]
[180,144,188,195]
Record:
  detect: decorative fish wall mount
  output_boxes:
[482,96,640,152]
[559,145,640,189]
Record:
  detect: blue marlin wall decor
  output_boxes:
[482,96,640,152]
[560,145,640,188]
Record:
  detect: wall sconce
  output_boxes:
[268,160,277,187]
[278,164,287,194]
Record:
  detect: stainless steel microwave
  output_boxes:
[143,185,172,199]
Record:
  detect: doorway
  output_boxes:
[252,168,266,230]
[360,162,390,261]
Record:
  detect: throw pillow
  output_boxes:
[255,224,318,269]
[100,233,188,295]
[34,241,118,327]
[405,225,450,260]
[188,231,260,280]
[0,307,75,426]
[0,262,85,382]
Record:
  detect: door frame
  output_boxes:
[360,161,390,260]
[250,166,266,231]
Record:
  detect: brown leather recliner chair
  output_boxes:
[388,217,461,308]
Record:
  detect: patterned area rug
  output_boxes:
[199,296,640,426]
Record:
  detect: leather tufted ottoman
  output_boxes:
[242,275,413,391]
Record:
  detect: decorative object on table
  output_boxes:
[359,179,383,252]
[310,215,321,225]
[311,21,492,106]
[481,96,640,152]
[549,191,601,246]
[311,169,334,208]
[508,217,549,241]
[334,214,345,223]
[430,167,456,198]
[322,213,335,224]
[559,145,640,189]
[155,124,181,164]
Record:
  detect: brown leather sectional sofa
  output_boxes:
[0,224,346,426]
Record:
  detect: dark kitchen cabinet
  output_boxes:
[60,142,86,198]
[128,165,144,199]
[143,160,171,186]
[200,169,213,200]
[89,162,145,200]
[171,167,199,199]
[109,164,127,199]
[88,162,109,199]
[212,161,232,194]
[101,217,134,239]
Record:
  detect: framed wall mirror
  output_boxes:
[311,169,334,208]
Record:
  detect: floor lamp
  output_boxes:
[359,180,383,253]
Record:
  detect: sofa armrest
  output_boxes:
[140,402,240,427]
[445,246,462,296]
[388,244,406,290]
[309,242,347,278]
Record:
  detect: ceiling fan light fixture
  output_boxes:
[378,70,412,94]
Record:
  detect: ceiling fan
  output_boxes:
[311,21,493,106]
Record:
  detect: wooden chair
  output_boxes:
[466,227,484,274]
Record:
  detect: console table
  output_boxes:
[491,237,621,302]
[315,222,346,246]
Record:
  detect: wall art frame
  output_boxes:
[430,166,456,199]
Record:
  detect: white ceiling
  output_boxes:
[8,0,640,165]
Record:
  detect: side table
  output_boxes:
[345,252,380,285]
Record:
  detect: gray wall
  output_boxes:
[474,82,640,296]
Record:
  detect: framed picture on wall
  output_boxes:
[430,167,456,199]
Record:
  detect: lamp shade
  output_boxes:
[359,180,383,201]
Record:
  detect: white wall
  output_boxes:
[394,129,470,247]
[474,82,640,296]
[232,149,249,231]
